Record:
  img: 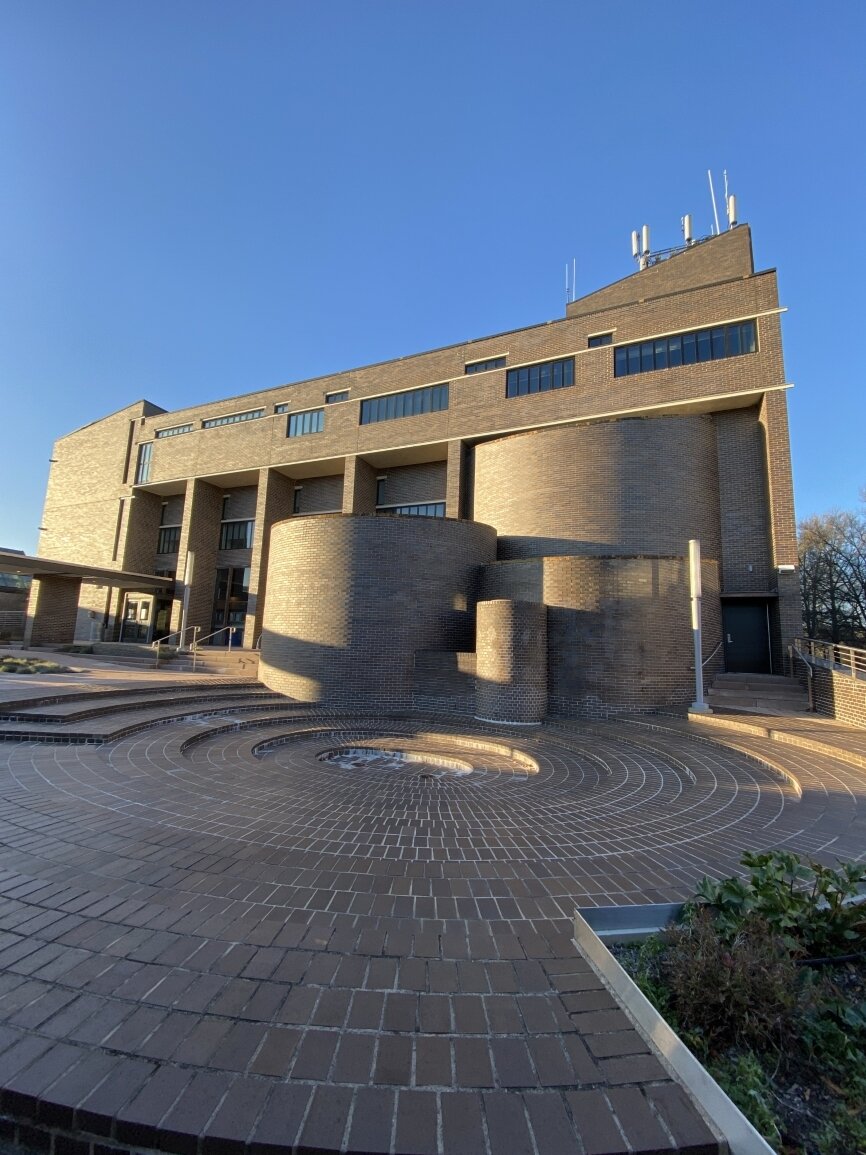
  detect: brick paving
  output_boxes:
[0,670,863,1152]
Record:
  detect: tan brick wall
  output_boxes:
[475,600,547,723]
[566,226,754,318]
[246,468,294,645]
[480,555,722,716]
[375,462,446,508]
[294,474,342,514]
[714,407,772,592]
[810,666,866,729]
[472,417,722,562]
[170,479,223,639]
[259,515,497,706]
[342,456,378,515]
[24,576,81,646]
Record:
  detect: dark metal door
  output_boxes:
[722,602,771,673]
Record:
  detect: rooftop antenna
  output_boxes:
[707,169,721,236]
[565,262,569,307]
[631,225,650,270]
[572,257,576,302]
[682,213,694,245]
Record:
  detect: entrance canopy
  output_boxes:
[0,550,168,590]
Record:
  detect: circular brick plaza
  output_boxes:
[0,677,863,1153]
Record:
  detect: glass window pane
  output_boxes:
[506,371,517,397]
[529,365,540,393]
[726,324,741,356]
[539,363,551,392]
[741,320,756,353]
[553,361,562,388]
[711,327,725,359]
[627,346,641,374]
[615,348,628,377]
[696,331,712,362]
[668,336,682,367]
[518,367,529,395]
[682,333,697,364]
[640,341,654,372]
[654,339,668,370]
[563,358,573,386]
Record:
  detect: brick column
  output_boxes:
[445,440,466,519]
[342,455,377,514]
[169,479,223,640]
[759,391,801,660]
[245,468,295,647]
[475,599,548,723]
[121,492,163,574]
[24,576,82,647]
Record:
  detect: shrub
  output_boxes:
[660,907,797,1052]
[691,850,866,960]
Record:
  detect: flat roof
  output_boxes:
[0,551,169,590]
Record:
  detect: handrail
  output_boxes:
[152,627,190,669]
[192,626,233,650]
[790,642,816,712]
[795,637,866,680]
[702,639,724,668]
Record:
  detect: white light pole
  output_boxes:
[179,551,194,649]
[689,539,711,714]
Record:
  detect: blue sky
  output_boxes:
[1,1,863,553]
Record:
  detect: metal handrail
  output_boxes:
[795,637,866,679]
[790,642,816,712]
[702,639,724,668]
[152,627,191,669]
[192,626,233,651]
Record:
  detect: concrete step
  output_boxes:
[706,673,809,717]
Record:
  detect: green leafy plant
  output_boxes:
[691,851,866,960]
[712,1051,781,1147]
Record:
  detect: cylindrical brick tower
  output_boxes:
[259,514,497,707]
[475,599,548,723]
[472,416,721,561]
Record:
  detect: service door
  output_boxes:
[722,601,771,673]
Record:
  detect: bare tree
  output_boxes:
[799,498,866,646]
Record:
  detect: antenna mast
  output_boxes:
[707,169,721,236]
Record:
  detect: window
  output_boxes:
[288,409,325,437]
[293,488,302,514]
[202,408,264,428]
[506,357,574,398]
[587,333,613,348]
[376,478,387,506]
[614,319,757,377]
[465,356,506,374]
[359,383,449,425]
[379,502,445,518]
[219,520,254,550]
[157,525,181,554]
[135,442,153,484]
[274,403,289,414]
[155,424,193,438]
[325,390,349,403]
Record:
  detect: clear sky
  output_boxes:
[1,1,863,554]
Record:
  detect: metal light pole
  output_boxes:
[689,539,711,714]
[179,551,194,649]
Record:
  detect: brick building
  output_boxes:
[32,225,799,716]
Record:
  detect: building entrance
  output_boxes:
[210,566,250,646]
[722,601,772,673]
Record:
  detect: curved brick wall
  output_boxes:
[259,514,497,706]
[480,555,722,716]
[475,600,548,723]
[472,417,722,560]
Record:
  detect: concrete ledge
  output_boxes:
[573,910,775,1155]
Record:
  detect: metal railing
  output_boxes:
[152,626,194,669]
[794,638,866,679]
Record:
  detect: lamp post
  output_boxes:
[689,539,711,714]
